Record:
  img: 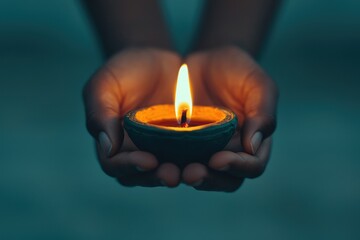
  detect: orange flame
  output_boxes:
[175,64,193,124]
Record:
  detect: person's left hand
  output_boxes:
[182,46,278,192]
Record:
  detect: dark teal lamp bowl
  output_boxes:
[124,104,237,167]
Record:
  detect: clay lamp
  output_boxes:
[124,64,237,167]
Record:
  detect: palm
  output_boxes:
[101,49,181,116]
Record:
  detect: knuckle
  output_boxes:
[97,154,117,177]
[263,115,277,135]
[247,162,266,179]
[247,114,277,137]
[100,163,117,178]
[103,170,116,178]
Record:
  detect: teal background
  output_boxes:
[1,0,359,239]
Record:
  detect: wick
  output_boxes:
[180,109,188,128]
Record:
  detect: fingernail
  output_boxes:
[191,180,203,187]
[136,166,148,172]
[218,165,229,172]
[251,132,263,154]
[98,132,112,157]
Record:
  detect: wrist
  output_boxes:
[102,41,176,59]
[187,44,251,59]
[107,47,182,74]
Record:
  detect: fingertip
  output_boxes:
[98,132,112,157]
[157,163,180,187]
[182,163,208,186]
[211,149,270,179]
[250,131,263,154]
[242,116,271,154]
[183,162,244,192]
[83,72,123,156]
[104,119,124,157]
[88,116,124,158]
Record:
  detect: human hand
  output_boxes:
[182,46,278,192]
[83,48,182,187]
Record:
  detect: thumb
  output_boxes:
[241,115,276,155]
[240,66,278,155]
[87,113,123,158]
[83,69,123,157]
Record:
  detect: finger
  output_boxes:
[241,114,276,154]
[83,68,123,157]
[156,163,181,187]
[242,70,278,154]
[182,163,244,192]
[117,163,181,188]
[96,143,158,177]
[209,138,272,178]
[223,128,243,152]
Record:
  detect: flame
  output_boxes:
[175,64,192,124]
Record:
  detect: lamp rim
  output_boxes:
[124,104,237,133]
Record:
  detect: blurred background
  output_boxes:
[0,0,359,239]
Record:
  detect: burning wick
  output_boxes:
[180,109,188,128]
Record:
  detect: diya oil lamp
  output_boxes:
[124,64,237,167]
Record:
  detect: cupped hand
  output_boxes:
[83,48,182,187]
[182,46,278,192]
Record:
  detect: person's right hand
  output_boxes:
[83,48,182,188]
[181,46,278,192]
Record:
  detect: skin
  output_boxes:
[83,0,172,57]
[83,49,182,187]
[195,0,281,57]
[82,0,280,192]
[183,46,278,192]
